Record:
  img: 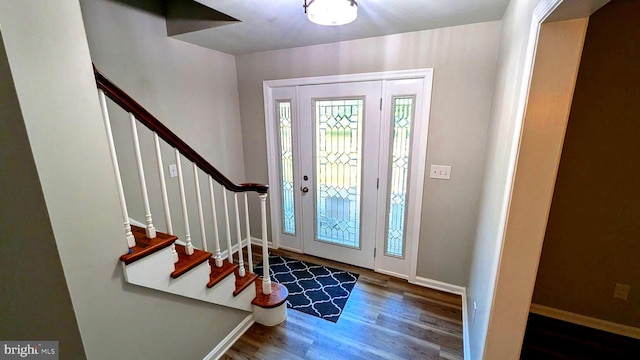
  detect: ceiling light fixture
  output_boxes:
[303,0,358,26]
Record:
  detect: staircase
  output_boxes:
[94,66,288,328]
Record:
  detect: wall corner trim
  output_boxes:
[529,303,640,340]
[462,288,471,360]
[202,314,255,360]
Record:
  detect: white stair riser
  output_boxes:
[122,247,255,311]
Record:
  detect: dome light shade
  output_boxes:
[304,0,358,26]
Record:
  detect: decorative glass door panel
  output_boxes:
[277,101,296,235]
[385,97,415,258]
[299,82,382,269]
[315,99,363,248]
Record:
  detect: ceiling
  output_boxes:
[173,0,511,55]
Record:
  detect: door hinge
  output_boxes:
[374,248,377,257]
[376,178,379,189]
[380,98,383,110]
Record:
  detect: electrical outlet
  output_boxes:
[613,283,630,300]
[169,164,178,178]
[430,165,451,180]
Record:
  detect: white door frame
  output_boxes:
[263,69,433,283]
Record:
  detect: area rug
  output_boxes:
[254,255,359,322]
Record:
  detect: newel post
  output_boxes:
[259,193,271,295]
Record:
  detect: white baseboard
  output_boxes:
[530,303,640,340]
[219,239,249,260]
[412,276,466,296]
[276,245,303,253]
[376,268,409,280]
[249,236,274,248]
[461,289,471,360]
[203,314,255,360]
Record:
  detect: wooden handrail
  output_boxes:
[94,66,268,194]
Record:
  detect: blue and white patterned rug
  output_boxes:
[254,255,359,323]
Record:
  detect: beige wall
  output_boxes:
[0,0,248,358]
[0,31,86,358]
[236,21,501,286]
[533,0,640,328]
[79,0,247,248]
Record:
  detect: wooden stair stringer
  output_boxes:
[121,244,255,311]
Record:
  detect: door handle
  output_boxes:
[300,186,309,193]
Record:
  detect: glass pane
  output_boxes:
[277,101,295,235]
[386,97,414,257]
[315,99,363,248]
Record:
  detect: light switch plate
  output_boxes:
[169,164,178,178]
[430,165,451,180]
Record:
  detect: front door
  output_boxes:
[266,72,432,278]
[298,81,382,269]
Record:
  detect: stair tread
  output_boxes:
[207,259,238,288]
[171,244,212,279]
[252,278,288,309]
[119,225,177,265]
[233,269,259,296]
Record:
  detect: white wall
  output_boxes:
[466,0,588,358]
[79,0,248,250]
[0,1,249,359]
[236,21,501,286]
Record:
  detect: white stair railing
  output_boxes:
[209,176,223,267]
[244,193,253,274]
[222,190,234,264]
[95,67,271,294]
[234,193,246,277]
[175,150,194,255]
[154,133,178,263]
[130,113,157,240]
[98,90,135,249]
[193,163,208,252]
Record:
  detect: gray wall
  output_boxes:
[80,0,248,250]
[0,30,86,359]
[236,21,501,286]
[466,0,542,358]
[533,0,640,328]
[0,1,248,359]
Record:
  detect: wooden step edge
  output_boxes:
[233,270,259,296]
[207,260,238,288]
[119,225,177,265]
[251,278,288,309]
[170,244,212,279]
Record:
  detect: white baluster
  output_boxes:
[98,90,135,249]
[234,193,246,277]
[209,176,223,267]
[130,113,156,239]
[259,193,271,295]
[244,193,253,273]
[175,150,194,255]
[154,133,178,263]
[193,163,207,252]
[223,190,233,263]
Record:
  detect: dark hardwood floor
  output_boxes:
[222,247,464,360]
[521,313,640,359]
